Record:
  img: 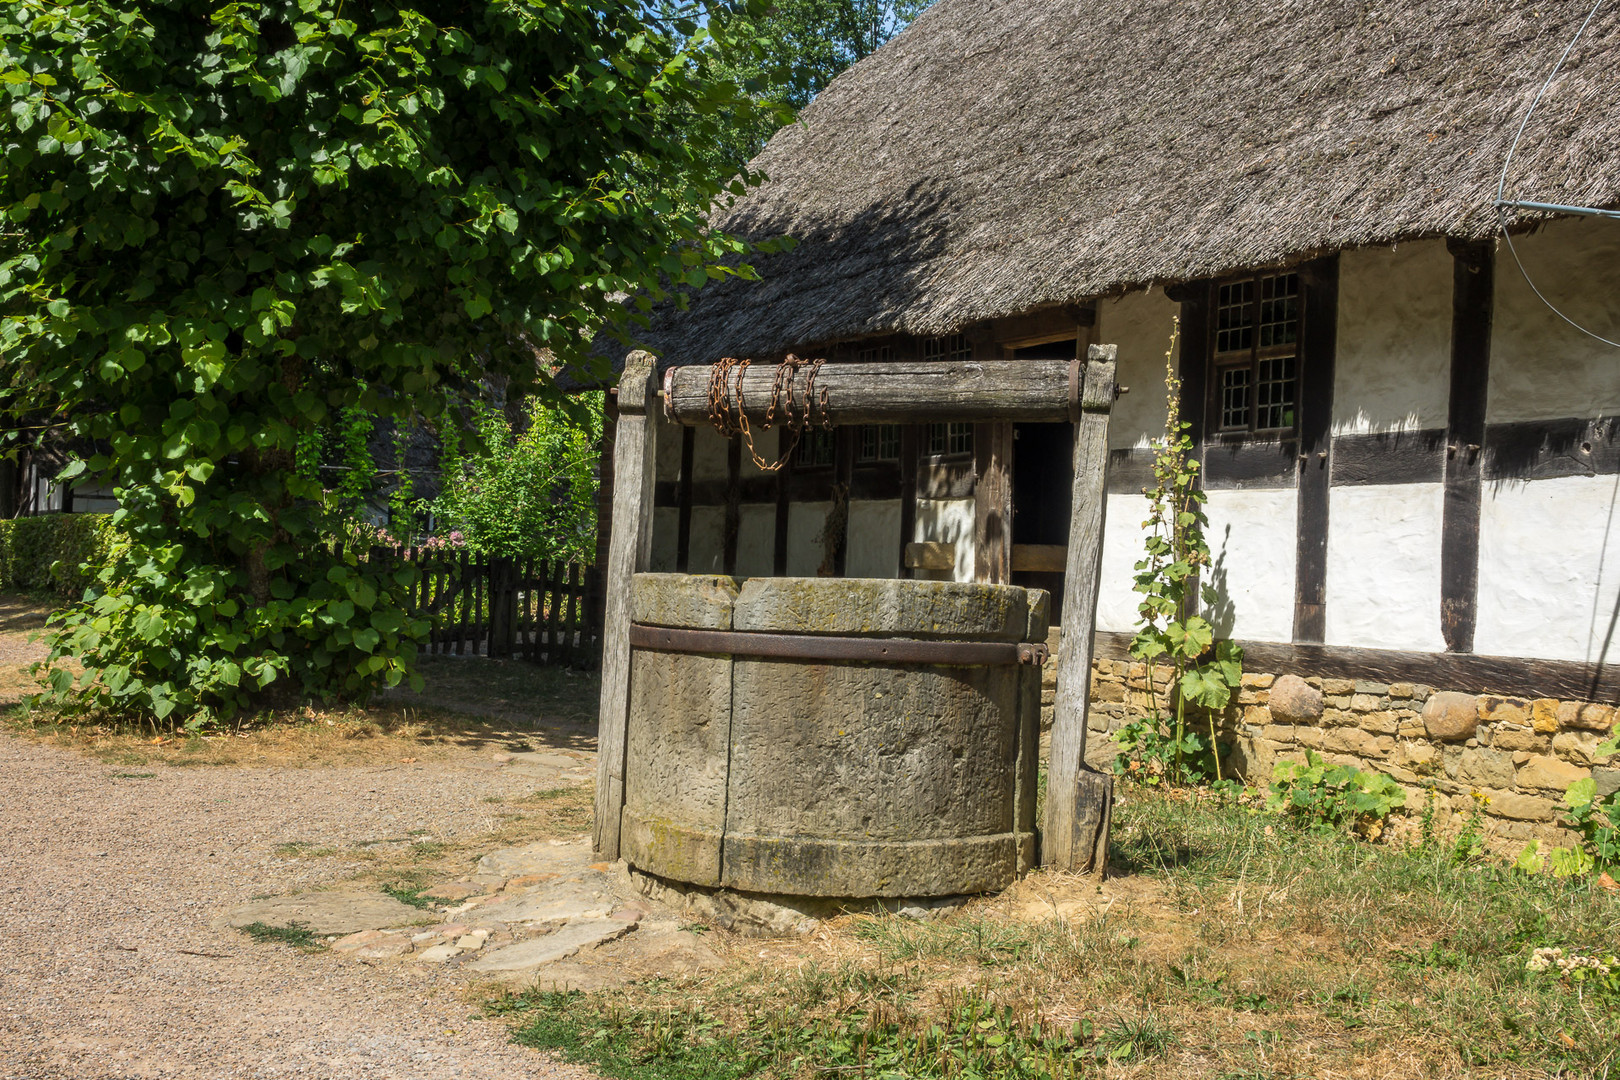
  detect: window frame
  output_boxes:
[1206,271,1304,440]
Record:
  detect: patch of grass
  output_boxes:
[495,988,1097,1080]
[488,787,1620,1079]
[274,841,338,859]
[238,921,320,949]
[382,882,437,910]
[110,771,155,779]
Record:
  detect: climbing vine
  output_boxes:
[1115,318,1243,786]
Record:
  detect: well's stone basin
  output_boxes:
[622,574,1047,898]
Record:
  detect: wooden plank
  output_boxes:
[723,435,741,574]
[666,360,1077,426]
[1044,344,1117,874]
[674,427,695,573]
[1293,256,1339,644]
[1483,416,1620,480]
[1202,439,1299,489]
[544,558,561,661]
[898,426,920,578]
[1442,239,1492,654]
[973,422,1014,584]
[773,427,792,576]
[832,426,856,576]
[1330,429,1448,486]
[1091,630,1620,702]
[1011,544,1068,573]
[903,541,955,571]
[593,351,660,860]
[564,562,582,664]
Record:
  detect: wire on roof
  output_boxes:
[1491,0,1619,351]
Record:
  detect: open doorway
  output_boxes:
[1009,340,1077,624]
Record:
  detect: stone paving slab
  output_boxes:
[466,919,633,973]
[223,891,427,935]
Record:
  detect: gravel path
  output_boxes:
[0,733,596,1080]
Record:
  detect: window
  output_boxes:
[858,424,901,463]
[795,428,836,467]
[922,334,972,363]
[855,344,895,364]
[927,422,973,457]
[1212,272,1300,434]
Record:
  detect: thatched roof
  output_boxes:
[639,0,1620,363]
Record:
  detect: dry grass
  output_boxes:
[502,788,1620,1080]
[0,592,601,769]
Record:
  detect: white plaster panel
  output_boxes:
[1202,489,1298,643]
[734,504,775,579]
[1097,493,1151,633]
[1333,240,1453,435]
[786,501,831,578]
[1476,474,1620,664]
[692,427,730,482]
[1095,289,1180,451]
[1490,218,1620,423]
[686,506,726,576]
[649,506,679,572]
[654,416,682,480]
[846,499,902,580]
[914,497,976,582]
[1324,483,1446,651]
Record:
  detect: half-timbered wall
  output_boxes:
[1477,219,1620,665]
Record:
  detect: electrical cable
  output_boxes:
[1492,0,1619,350]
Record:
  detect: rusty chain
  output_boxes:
[706,353,830,472]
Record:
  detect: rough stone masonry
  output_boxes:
[1052,651,1617,845]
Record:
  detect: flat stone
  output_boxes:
[468,873,619,927]
[475,837,593,881]
[1531,699,1560,734]
[1594,768,1620,800]
[1491,727,1548,753]
[732,576,1037,641]
[1482,791,1558,822]
[1552,731,1607,765]
[1423,692,1479,741]
[508,752,583,771]
[225,892,424,936]
[1516,754,1589,792]
[465,919,634,972]
[1558,701,1616,733]
[423,882,485,901]
[1457,748,1516,790]
[454,933,488,951]
[1478,695,1530,725]
[1269,675,1323,724]
[416,944,460,963]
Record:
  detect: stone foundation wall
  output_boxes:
[1039,648,1618,845]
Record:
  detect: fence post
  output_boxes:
[489,555,515,658]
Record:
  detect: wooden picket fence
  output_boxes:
[395,548,603,666]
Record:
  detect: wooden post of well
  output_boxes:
[1043,344,1117,874]
[592,351,660,860]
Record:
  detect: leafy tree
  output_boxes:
[0,0,780,724]
[684,0,933,178]
[431,393,603,562]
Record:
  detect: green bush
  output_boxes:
[0,514,121,599]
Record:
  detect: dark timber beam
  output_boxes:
[722,435,741,575]
[1294,257,1339,643]
[1443,238,1493,654]
[973,422,1014,583]
[674,426,695,573]
[898,425,920,578]
[773,427,793,576]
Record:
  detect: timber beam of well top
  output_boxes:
[661,358,1101,426]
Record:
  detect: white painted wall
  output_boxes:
[785,501,831,577]
[846,499,902,579]
[1334,240,1453,435]
[735,504,775,578]
[1491,217,1620,423]
[686,506,726,576]
[1477,474,1620,664]
[1324,483,1446,651]
[1202,489,1298,643]
[1096,492,1151,633]
[1095,289,1179,451]
[914,497,975,582]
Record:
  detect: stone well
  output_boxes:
[621,574,1049,898]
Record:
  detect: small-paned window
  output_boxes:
[1212,272,1300,434]
[855,344,895,364]
[795,428,836,467]
[858,424,902,463]
[921,334,973,363]
[927,422,974,457]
